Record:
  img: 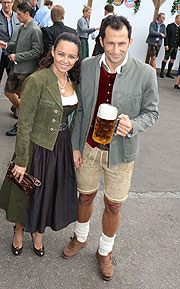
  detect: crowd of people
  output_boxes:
[0,1,167,282]
[146,12,180,88]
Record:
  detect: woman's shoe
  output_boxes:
[12,225,23,256]
[31,233,44,257]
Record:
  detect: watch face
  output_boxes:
[112,0,124,6]
[125,0,136,8]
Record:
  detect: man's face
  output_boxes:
[100,25,133,70]
[158,14,165,24]
[175,16,180,26]
[16,9,28,24]
[1,0,13,14]
[30,0,38,8]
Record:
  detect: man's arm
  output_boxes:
[15,29,43,62]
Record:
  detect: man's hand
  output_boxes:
[160,33,165,38]
[165,46,169,51]
[116,114,133,137]
[73,150,83,168]
[0,40,6,49]
[8,54,16,62]
[12,165,26,184]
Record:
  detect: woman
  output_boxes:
[77,5,99,59]
[0,32,81,256]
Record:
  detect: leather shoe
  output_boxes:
[166,74,174,79]
[159,72,164,78]
[6,124,17,136]
[174,84,180,89]
[96,250,114,281]
[62,233,88,259]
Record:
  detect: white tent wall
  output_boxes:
[40,0,179,70]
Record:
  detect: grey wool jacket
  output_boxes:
[6,20,42,74]
[71,54,159,168]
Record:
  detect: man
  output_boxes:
[77,5,99,59]
[30,0,39,18]
[34,0,53,28]
[0,0,20,84]
[160,14,180,79]
[92,4,114,56]
[146,13,166,68]
[42,5,76,57]
[63,16,159,281]
[0,2,43,136]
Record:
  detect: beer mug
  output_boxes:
[92,103,118,144]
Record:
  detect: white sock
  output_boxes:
[74,221,90,242]
[98,232,116,256]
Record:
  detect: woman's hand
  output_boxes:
[12,165,26,183]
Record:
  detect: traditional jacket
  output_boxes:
[71,54,159,168]
[14,65,79,168]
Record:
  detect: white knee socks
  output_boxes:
[98,232,116,256]
[74,221,90,242]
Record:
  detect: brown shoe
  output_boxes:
[96,250,114,281]
[62,233,88,259]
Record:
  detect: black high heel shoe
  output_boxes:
[12,225,24,256]
[31,233,44,257]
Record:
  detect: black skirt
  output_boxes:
[25,129,78,234]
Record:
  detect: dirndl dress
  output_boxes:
[0,104,78,234]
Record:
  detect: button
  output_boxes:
[106,99,109,102]
[50,128,54,131]
[107,91,110,94]
[52,119,56,123]
[54,110,58,114]
[109,83,111,86]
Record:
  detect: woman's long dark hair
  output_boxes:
[38,32,81,84]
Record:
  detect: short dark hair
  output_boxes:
[17,3,33,17]
[104,4,114,13]
[157,13,165,20]
[100,15,132,41]
[45,1,53,6]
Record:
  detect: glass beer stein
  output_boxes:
[92,103,118,144]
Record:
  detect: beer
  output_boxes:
[92,104,118,144]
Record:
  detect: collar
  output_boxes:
[99,52,128,74]
[1,9,12,18]
[175,22,180,27]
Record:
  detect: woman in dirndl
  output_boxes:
[0,32,81,257]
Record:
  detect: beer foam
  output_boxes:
[97,104,117,120]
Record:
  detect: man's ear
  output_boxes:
[129,38,133,47]
[99,37,104,48]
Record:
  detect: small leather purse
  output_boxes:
[6,161,41,195]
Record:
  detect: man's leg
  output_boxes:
[160,59,167,78]
[166,59,175,79]
[150,56,156,69]
[4,91,20,108]
[63,191,97,258]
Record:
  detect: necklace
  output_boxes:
[57,75,67,94]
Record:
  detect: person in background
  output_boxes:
[92,4,114,56]
[62,15,159,281]
[146,13,166,69]
[42,5,76,58]
[30,0,39,18]
[0,32,81,257]
[0,0,20,117]
[160,14,180,79]
[34,0,53,28]
[0,2,42,136]
[77,5,99,59]
[174,63,180,89]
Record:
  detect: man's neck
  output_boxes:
[2,9,12,20]
[23,17,32,25]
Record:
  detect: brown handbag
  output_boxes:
[6,161,41,195]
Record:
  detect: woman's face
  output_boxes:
[52,40,79,75]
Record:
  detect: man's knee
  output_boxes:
[104,197,122,215]
[79,191,97,206]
